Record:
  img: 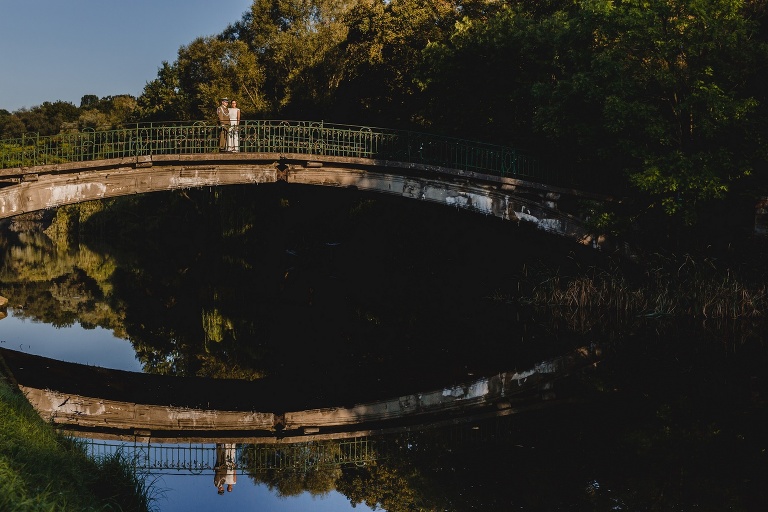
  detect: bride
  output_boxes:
[228,100,241,152]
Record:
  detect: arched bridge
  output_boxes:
[0,121,608,245]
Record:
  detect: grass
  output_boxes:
[0,377,156,511]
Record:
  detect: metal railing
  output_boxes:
[76,437,381,474]
[241,438,379,472]
[73,415,523,475]
[0,120,551,183]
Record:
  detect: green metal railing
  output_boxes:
[241,438,379,472]
[0,120,551,183]
[76,437,381,474]
[73,416,519,474]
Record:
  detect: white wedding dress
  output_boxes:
[228,107,240,152]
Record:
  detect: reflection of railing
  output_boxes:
[79,439,223,474]
[76,437,380,473]
[241,438,379,471]
[0,120,550,183]
[75,416,526,474]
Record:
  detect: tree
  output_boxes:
[80,95,99,108]
[0,113,25,139]
[135,62,186,121]
[333,0,464,128]
[135,36,265,122]
[78,109,111,131]
[533,0,768,240]
[418,3,548,145]
[107,95,138,126]
[4,101,81,136]
[238,0,355,118]
[598,1,765,202]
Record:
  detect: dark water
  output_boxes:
[1,185,766,511]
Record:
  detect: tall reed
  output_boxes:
[524,254,768,322]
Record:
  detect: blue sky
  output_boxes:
[0,0,253,112]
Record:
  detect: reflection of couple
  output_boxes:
[214,443,237,495]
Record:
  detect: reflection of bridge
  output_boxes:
[77,412,524,474]
[0,345,601,444]
[79,438,378,474]
[0,121,608,245]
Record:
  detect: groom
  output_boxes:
[216,98,230,151]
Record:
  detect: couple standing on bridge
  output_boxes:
[217,97,241,152]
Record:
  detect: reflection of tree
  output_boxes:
[97,188,277,379]
[338,460,439,512]
[241,441,342,497]
[329,333,767,512]
[236,342,767,512]
[2,184,591,387]
[202,307,234,344]
[238,433,488,511]
[0,190,278,379]
[0,209,126,334]
[3,191,766,510]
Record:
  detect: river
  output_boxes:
[1,185,766,511]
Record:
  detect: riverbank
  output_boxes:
[0,366,154,512]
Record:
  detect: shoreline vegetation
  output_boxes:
[0,373,155,512]
[498,237,768,341]
[525,254,768,320]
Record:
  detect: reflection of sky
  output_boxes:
[0,309,143,372]
[153,474,363,512]
[2,312,380,511]
[144,442,372,511]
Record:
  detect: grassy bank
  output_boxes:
[0,376,154,511]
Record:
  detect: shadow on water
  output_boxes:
[0,184,767,511]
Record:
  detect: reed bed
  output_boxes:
[524,254,768,321]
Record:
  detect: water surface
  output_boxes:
[1,185,766,511]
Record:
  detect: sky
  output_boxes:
[0,0,254,112]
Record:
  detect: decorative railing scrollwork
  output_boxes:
[0,120,552,183]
